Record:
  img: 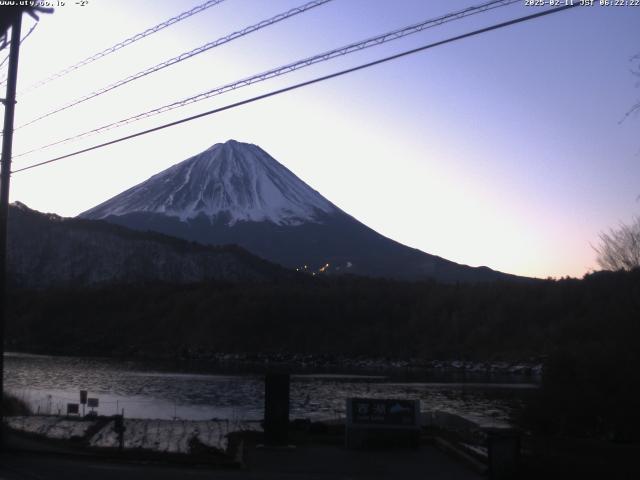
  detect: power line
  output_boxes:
[0,21,37,71]
[9,0,228,92]
[13,0,518,159]
[15,0,333,130]
[1,52,12,73]
[12,4,578,175]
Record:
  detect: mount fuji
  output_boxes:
[80,140,517,282]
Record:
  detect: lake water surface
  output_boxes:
[4,352,537,425]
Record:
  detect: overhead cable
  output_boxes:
[13,0,517,158]
[0,21,37,71]
[12,0,228,92]
[15,0,333,130]
[12,4,579,174]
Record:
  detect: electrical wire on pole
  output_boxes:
[14,0,334,131]
[0,9,23,449]
[0,22,37,71]
[13,0,520,160]
[12,4,579,175]
[0,20,38,80]
[0,7,51,448]
[3,0,228,92]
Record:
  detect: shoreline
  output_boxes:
[4,350,543,380]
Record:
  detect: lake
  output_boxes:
[4,352,538,425]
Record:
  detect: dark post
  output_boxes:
[0,10,23,449]
[264,372,290,445]
[80,389,87,417]
[114,409,126,451]
[487,428,521,480]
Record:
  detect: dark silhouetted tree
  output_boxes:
[594,216,640,271]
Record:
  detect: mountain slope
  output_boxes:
[8,202,288,289]
[81,140,521,283]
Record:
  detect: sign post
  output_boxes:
[345,398,421,449]
[80,390,87,417]
[87,397,99,416]
[66,403,79,416]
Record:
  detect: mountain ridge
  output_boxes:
[8,202,290,289]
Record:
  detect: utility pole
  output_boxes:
[0,9,23,448]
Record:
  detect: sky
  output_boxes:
[2,0,639,279]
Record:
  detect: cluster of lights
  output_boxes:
[295,263,331,276]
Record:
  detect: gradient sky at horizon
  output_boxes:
[3,0,639,279]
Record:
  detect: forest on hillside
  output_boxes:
[5,269,639,361]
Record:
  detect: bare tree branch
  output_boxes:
[620,52,640,123]
[594,216,640,271]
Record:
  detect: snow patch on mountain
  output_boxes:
[81,140,337,226]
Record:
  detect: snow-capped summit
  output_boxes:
[81,140,520,283]
[82,139,337,226]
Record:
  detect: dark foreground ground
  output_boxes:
[0,444,480,480]
[0,426,483,480]
[4,422,640,479]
